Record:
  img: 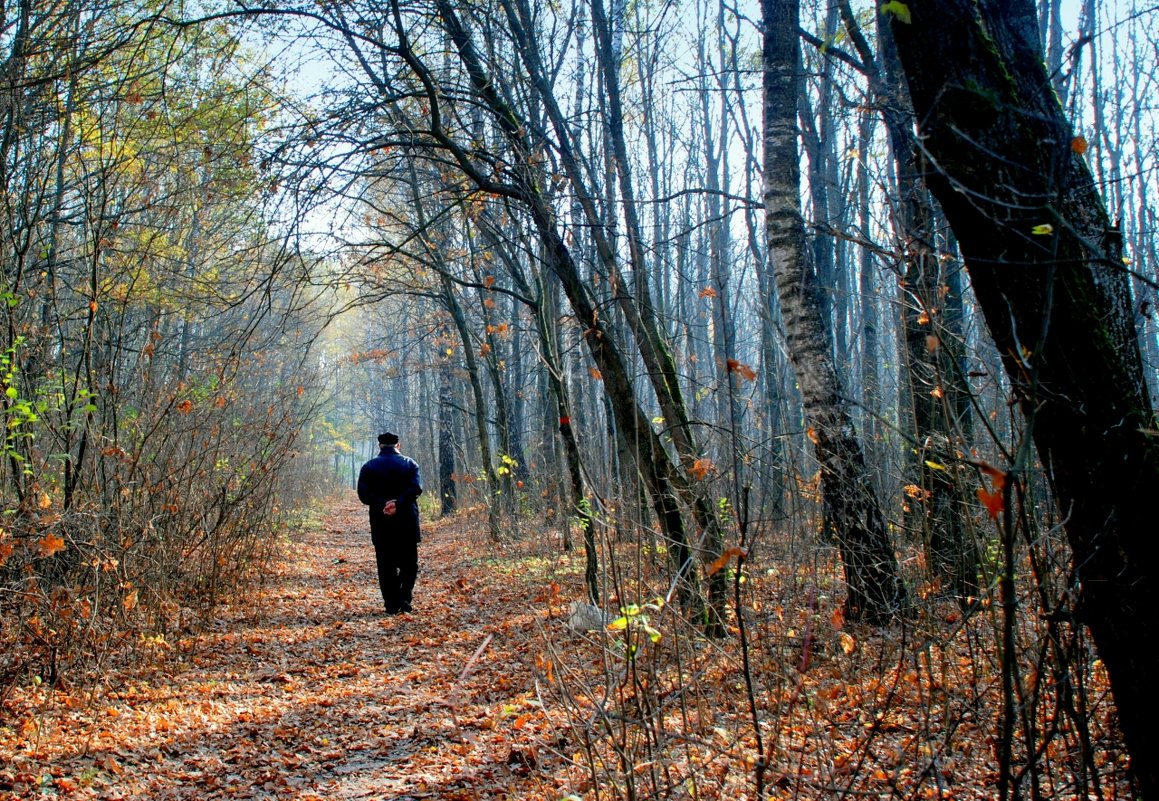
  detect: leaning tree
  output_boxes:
[891,1,1159,795]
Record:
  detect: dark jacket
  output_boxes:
[357,447,423,541]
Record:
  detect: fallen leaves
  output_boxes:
[0,500,564,800]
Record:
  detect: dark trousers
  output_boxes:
[371,533,418,612]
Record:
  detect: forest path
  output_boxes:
[3,497,572,800]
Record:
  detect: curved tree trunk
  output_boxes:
[763,0,907,624]
[430,0,706,619]
[891,2,1159,794]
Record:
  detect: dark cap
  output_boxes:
[378,432,399,446]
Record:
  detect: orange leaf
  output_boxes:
[916,310,931,325]
[0,538,13,567]
[123,589,138,611]
[483,275,496,288]
[698,286,718,299]
[36,534,66,558]
[903,484,931,501]
[588,367,603,381]
[726,359,757,381]
[1071,135,1088,154]
[176,399,193,414]
[976,461,1007,485]
[925,335,939,353]
[806,427,821,445]
[977,486,1005,520]
[705,546,747,577]
[688,457,715,480]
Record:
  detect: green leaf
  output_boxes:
[1031,223,1054,235]
[880,1,911,23]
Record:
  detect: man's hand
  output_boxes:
[384,499,397,516]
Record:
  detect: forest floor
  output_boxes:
[0,495,1133,801]
[0,497,577,800]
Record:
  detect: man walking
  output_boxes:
[357,432,423,615]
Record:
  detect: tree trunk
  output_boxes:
[432,0,706,618]
[891,2,1159,794]
[441,273,503,543]
[438,335,457,516]
[763,0,906,624]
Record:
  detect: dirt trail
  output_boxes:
[2,498,571,800]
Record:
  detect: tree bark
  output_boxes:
[892,2,1159,794]
[763,0,907,624]
[438,333,457,516]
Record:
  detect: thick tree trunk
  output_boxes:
[763,0,906,624]
[892,2,1159,795]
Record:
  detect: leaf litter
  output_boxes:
[1,499,565,800]
[1,497,1134,800]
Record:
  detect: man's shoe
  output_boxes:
[399,602,413,613]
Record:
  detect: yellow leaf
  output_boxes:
[840,632,856,655]
[1031,223,1054,235]
[607,617,629,631]
[879,0,911,23]
[930,385,945,399]
[924,460,947,471]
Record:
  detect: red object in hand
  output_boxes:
[384,500,397,516]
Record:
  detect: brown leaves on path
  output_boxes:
[1,497,563,800]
